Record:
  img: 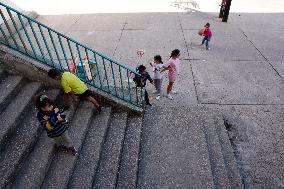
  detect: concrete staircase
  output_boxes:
[0,68,243,189]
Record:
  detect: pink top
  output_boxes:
[164,57,180,77]
[203,28,212,37]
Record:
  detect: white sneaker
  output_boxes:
[167,94,173,100]
[156,95,160,100]
[171,90,178,94]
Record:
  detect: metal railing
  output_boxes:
[0,2,143,108]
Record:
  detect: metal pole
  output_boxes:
[222,0,232,22]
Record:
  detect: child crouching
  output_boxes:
[35,93,77,156]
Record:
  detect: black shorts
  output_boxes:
[77,90,92,98]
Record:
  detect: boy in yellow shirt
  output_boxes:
[48,69,101,112]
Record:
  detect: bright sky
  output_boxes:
[5,0,284,14]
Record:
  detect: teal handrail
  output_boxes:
[0,2,143,108]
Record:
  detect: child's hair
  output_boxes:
[48,68,61,79]
[170,49,180,58]
[137,65,146,72]
[34,93,53,110]
[154,55,163,64]
[205,23,210,27]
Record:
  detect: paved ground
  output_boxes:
[3,0,284,188]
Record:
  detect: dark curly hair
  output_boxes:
[34,93,53,110]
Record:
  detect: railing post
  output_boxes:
[102,57,110,92]
[58,34,70,72]
[17,13,37,58]
[0,25,10,45]
[38,24,55,67]
[28,19,46,63]
[119,66,125,100]
[110,61,118,96]
[84,49,97,87]
[48,29,63,70]
[127,70,132,103]
[67,39,78,73]
[0,9,19,49]
[76,44,88,81]
[93,52,103,88]
[6,8,29,54]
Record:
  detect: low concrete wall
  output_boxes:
[0,44,143,114]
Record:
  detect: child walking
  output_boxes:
[133,65,154,106]
[35,93,77,156]
[150,55,164,100]
[201,23,212,50]
[48,69,101,112]
[163,49,180,100]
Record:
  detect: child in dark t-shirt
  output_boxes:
[35,93,77,156]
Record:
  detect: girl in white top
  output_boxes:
[150,55,164,100]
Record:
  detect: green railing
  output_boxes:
[0,2,143,108]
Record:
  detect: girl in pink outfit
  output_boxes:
[163,49,180,100]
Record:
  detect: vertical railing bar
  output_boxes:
[58,34,70,72]
[0,9,19,49]
[48,28,63,70]
[140,87,143,107]
[67,39,78,74]
[28,19,46,63]
[127,70,132,103]
[93,52,103,89]
[84,49,96,87]
[6,8,29,54]
[38,24,55,67]
[102,57,110,92]
[76,44,88,81]
[17,13,37,58]
[110,60,118,96]
[119,66,125,100]
[0,25,10,45]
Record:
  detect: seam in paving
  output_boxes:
[177,12,200,104]
[240,29,284,81]
[201,102,284,106]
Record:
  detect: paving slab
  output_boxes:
[191,59,284,104]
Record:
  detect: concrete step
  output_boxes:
[0,82,42,152]
[116,116,143,189]
[41,101,94,189]
[9,89,66,189]
[214,114,244,189]
[0,75,25,114]
[92,112,128,189]
[68,107,112,189]
[201,110,231,189]
[137,106,216,189]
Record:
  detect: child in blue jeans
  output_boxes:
[202,23,212,50]
[35,93,77,156]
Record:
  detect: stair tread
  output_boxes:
[116,116,143,189]
[10,89,62,189]
[68,107,112,189]
[0,75,24,114]
[0,82,42,150]
[41,102,94,189]
[92,112,128,189]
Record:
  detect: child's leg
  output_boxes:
[167,82,174,94]
[157,79,162,94]
[85,96,100,108]
[205,38,210,49]
[202,37,206,45]
[53,131,73,148]
[154,79,159,92]
[144,89,151,105]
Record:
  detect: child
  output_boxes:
[133,65,154,106]
[35,93,77,156]
[163,49,180,100]
[150,55,164,100]
[47,69,101,112]
[202,23,212,50]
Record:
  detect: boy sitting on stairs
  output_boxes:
[35,93,77,156]
[47,68,101,112]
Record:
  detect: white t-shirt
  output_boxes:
[153,63,164,79]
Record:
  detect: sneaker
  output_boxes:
[146,103,152,106]
[206,48,210,50]
[156,95,160,100]
[171,90,178,94]
[167,94,173,100]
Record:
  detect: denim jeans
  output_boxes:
[202,36,211,49]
